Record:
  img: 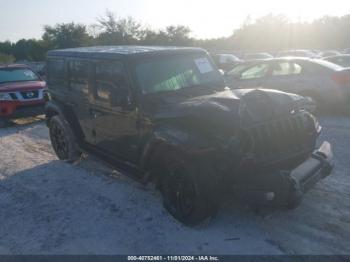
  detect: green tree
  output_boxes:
[139,25,193,46]
[42,23,91,49]
[11,39,47,61]
[0,41,13,55]
[0,53,15,64]
[95,11,143,45]
[164,25,193,45]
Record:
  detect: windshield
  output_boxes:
[134,54,224,94]
[0,67,39,84]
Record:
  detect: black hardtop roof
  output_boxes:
[47,46,206,59]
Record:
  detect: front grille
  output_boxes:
[20,90,39,99]
[247,113,314,163]
[9,93,18,100]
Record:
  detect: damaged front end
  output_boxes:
[226,89,333,208]
[152,87,333,209]
[232,141,333,209]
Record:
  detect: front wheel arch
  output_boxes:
[157,149,220,225]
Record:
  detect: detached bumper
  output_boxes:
[237,141,334,208]
[287,141,334,207]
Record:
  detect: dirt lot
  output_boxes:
[0,116,349,255]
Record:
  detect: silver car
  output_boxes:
[275,50,320,58]
[226,57,350,111]
[323,55,350,68]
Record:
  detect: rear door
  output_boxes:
[265,61,308,93]
[89,60,140,163]
[65,59,95,144]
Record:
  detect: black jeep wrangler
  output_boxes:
[45,46,333,225]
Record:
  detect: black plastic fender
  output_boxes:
[45,100,85,143]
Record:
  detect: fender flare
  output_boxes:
[139,126,191,182]
[139,136,180,174]
[45,100,65,125]
[45,100,85,142]
[139,127,215,183]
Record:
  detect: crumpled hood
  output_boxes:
[154,88,305,126]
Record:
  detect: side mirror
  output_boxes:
[109,87,132,109]
[218,69,225,76]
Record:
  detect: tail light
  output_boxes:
[332,72,350,85]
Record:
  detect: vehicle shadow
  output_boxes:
[0,159,283,255]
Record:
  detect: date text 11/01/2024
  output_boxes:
[127,256,219,261]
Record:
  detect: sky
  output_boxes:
[0,0,349,42]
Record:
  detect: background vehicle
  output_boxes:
[226,57,350,111]
[27,62,46,78]
[319,50,341,57]
[0,64,47,127]
[276,50,319,58]
[242,52,273,61]
[45,46,333,225]
[211,53,243,72]
[323,54,350,67]
[342,48,350,54]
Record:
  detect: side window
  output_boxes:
[272,62,291,76]
[68,60,89,95]
[290,62,302,75]
[47,58,65,87]
[240,64,269,80]
[94,61,127,104]
[272,62,302,76]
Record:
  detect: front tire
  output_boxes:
[160,154,219,226]
[49,115,81,162]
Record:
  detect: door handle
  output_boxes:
[67,101,77,107]
[90,109,104,118]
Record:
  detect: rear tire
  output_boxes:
[160,153,219,226]
[49,115,81,162]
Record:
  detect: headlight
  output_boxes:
[304,113,321,134]
[0,93,12,101]
[312,115,322,133]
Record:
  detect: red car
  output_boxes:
[0,64,47,126]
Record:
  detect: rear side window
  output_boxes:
[303,60,340,74]
[333,57,350,67]
[313,60,343,71]
[47,58,65,87]
[94,61,127,104]
[68,60,89,95]
[272,62,302,76]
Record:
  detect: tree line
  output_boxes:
[1,11,350,63]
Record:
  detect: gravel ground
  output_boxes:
[0,116,349,255]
